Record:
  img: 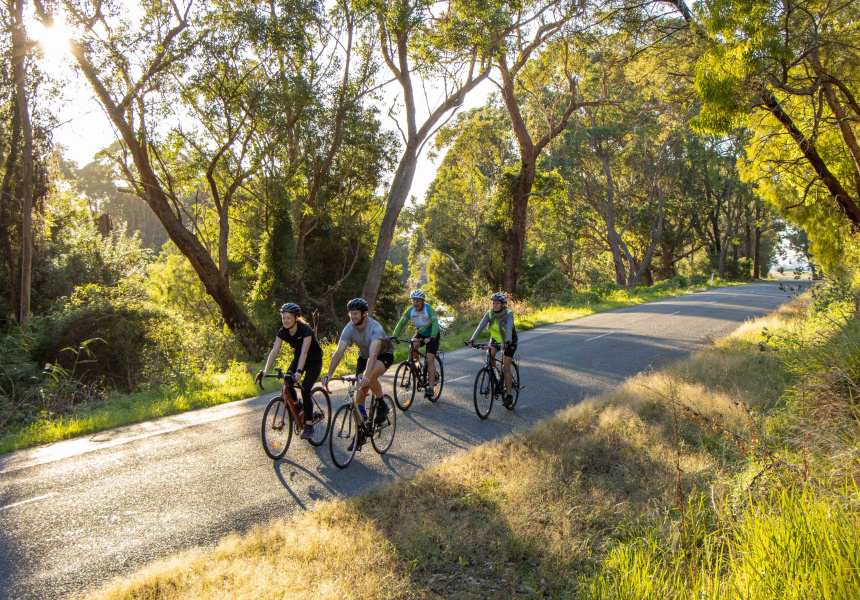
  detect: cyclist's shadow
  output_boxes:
[272,455,339,506]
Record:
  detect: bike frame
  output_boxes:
[392,337,432,386]
[260,368,324,431]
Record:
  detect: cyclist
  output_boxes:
[255,303,324,440]
[466,292,518,407]
[391,289,441,400]
[322,298,394,427]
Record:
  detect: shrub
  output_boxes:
[590,281,624,299]
[532,268,571,302]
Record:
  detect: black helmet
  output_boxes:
[279,302,301,315]
[347,298,369,312]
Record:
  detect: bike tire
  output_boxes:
[427,354,444,402]
[261,396,292,459]
[473,368,494,419]
[370,394,396,454]
[504,362,520,410]
[329,404,358,468]
[306,386,332,446]
[393,361,416,411]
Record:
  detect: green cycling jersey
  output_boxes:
[393,303,440,338]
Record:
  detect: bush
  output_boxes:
[532,268,571,302]
[32,286,186,393]
[590,281,624,299]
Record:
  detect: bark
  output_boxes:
[757,85,860,228]
[753,202,761,279]
[0,91,21,318]
[70,40,268,360]
[11,0,33,325]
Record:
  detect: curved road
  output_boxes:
[0,282,804,599]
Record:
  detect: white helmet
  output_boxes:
[410,289,426,300]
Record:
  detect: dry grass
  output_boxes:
[83,297,811,600]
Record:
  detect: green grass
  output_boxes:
[0,280,745,456]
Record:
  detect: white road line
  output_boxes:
[0,493,56,512]
[585,332,613,342]
[707,301,717,304]
[668,311,681,315]
[446,375,470,383]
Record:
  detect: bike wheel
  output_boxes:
[393,361,416,411]
[329,404,358,468]
[261,396,292,459]
[371,394,396,454]
[504,362,520,410]
[426,354,444,402]
[473,368,494,419]
[306,387,332,446]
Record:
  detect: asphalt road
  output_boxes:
[0,282,806,599]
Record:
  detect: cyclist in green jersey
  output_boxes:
[391,289,440,400]
[467,292,518,408]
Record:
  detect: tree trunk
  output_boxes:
[361,142,418,309]
[12,0,33,325]
[0,92,21,318]
[753,203,761,279]
[501,161,536,296]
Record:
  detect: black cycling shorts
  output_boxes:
[416,332,441,355]
[356,352,394,375]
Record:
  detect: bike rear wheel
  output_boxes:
[393,362,416,410]
[306,387,332,446]
[261,396,293,459]
[370,394,396,454]
[330,404,358,468]
[425,354,444,402]
[473,368,494,419]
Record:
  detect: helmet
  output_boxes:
[347,298,369,312]
[409,289,426,300]
[279,302,301,315]
[490,292,507,303]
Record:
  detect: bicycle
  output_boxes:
[258,368,331,459]
[467,341,522,419]
[326,376,396,468]
[390,337,445,410]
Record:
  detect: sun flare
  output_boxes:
[29,18,73,61]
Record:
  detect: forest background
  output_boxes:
[1,0,858,445]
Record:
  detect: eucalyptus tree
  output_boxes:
[60,0,277,358]
[357,0,522,311]
[691,0,860,264]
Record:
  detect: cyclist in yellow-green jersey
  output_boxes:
[467,292,518,407]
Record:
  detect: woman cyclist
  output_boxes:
[466,292,518,407]
[255,303,324,440]
[391,289,441,400]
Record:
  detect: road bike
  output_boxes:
[258,368,331,459]
[326,376,396,468]
[467,342,521,419]
[390,337,445,410]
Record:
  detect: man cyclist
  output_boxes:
[255,303,323,439]
[322,298,394,429]
[391,289,441,400]
[466,292,518,407]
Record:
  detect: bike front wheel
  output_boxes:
[306,387,332,446]
[393,362,416,410]
[330,405,358,468]
[473,368,494,419]
[425,354,444,402]
[261,396,293,459]
[370,394,396,454]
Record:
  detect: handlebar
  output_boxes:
[324,375,369,395]
[390,337,424,344]
[465,341,502,350]
[256,368,296,390]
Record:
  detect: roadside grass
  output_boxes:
[0,280,744,456]
[78,283,857,600]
